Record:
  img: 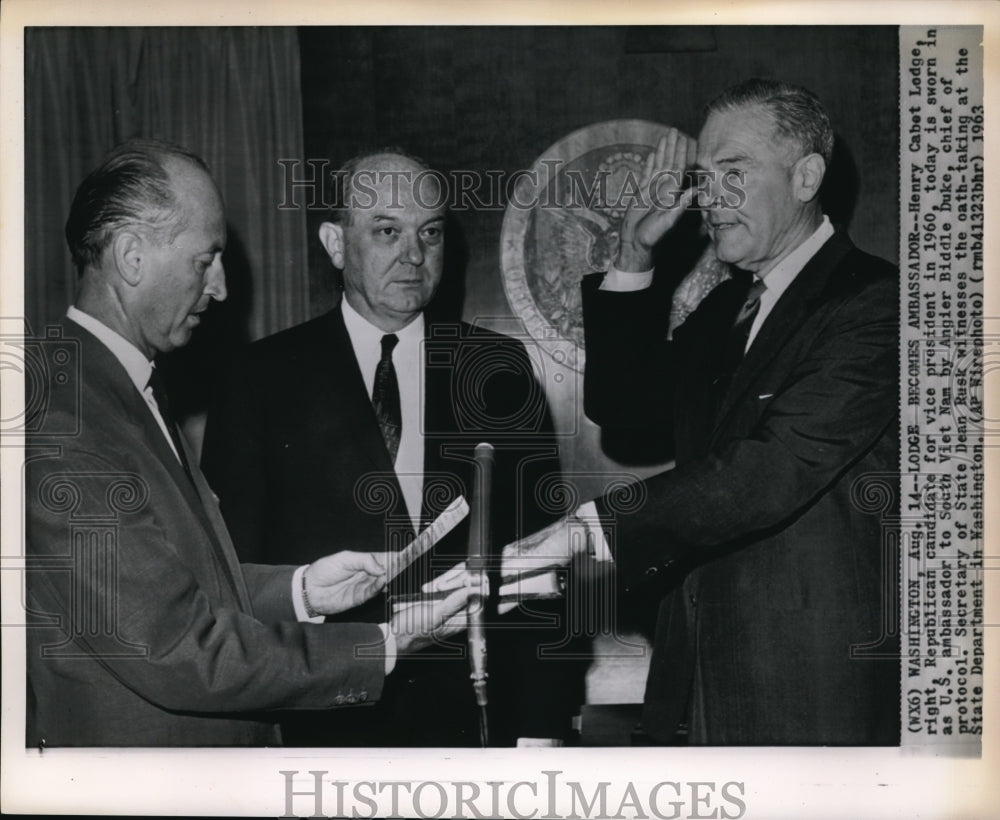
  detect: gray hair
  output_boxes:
[706,78,834,165]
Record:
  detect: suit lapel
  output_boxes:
[319,305,412,538]
[184,437,251,609]
[74,325,247,607]
[420,322,472,529]
[325,305,401,477]
[712,232,855,430]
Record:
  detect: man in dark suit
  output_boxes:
[25,140,472,747]
[201,150,584,746]
[502,79,900,745]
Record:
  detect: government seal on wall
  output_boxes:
[500,119,729,373]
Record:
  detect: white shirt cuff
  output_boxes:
[599,263,654,292]
[576,500,613,562]
[292,564,325,623]
[379,623,396,675]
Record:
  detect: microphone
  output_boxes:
[467,442,493,744]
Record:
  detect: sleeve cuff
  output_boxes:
[576,500,613,562]
[599,264,654,292]
[379,623,396,675]
[292,564,324,624]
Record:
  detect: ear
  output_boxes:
[109,230,145,286]
[318,221,345,269]
[792,153,826,203]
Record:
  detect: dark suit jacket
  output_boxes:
[201,305,583,746]
[25,321,385,747]
[582,231,900,745]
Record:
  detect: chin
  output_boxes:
[392,296,429,313]
[169,332,193,350]
[713,247,743,266]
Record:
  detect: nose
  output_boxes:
[398,231,424,266]
[695,170,725,211]
[204,256,228,302]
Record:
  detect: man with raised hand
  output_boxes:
[503,79,900,745]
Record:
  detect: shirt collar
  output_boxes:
[67,305,154,394]
[340,295,425,349]
[757,215,835,298]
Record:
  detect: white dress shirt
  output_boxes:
[341,296,426,531]
[67,306,181,462]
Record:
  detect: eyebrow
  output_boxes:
[693,153,754,171]
[366,213,446,228]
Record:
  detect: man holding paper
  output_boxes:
[501,79,900,745]
[25,140,473,747]
[202,150,582,746]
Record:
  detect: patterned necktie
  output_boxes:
[146,366,195,485]
[372,333,402,463]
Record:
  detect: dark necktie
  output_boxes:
[372,333,402,463]
[726,277,767,363]
[146,366,195,486]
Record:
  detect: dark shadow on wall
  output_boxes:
[821,133,861,233]
[162,223,254,424]
[425,210,469,325]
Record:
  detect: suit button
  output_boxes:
[334,694,345,705]
[358,691,368,703]
[346,695,358,704]
[644,566,658,577]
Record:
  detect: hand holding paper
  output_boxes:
[384,495,469,583]
[304,550,387,615]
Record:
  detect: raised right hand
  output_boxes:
[616,128,696,272]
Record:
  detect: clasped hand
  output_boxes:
[422,514,591,599]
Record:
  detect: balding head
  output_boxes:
[65,139,211,276]
[327,148,443,226]
[70,139,227,358]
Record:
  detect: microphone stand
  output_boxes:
[467,442,493,748]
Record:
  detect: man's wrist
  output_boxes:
[292,564,324,623]
[615,240,654,274]
[301,564,320,617]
